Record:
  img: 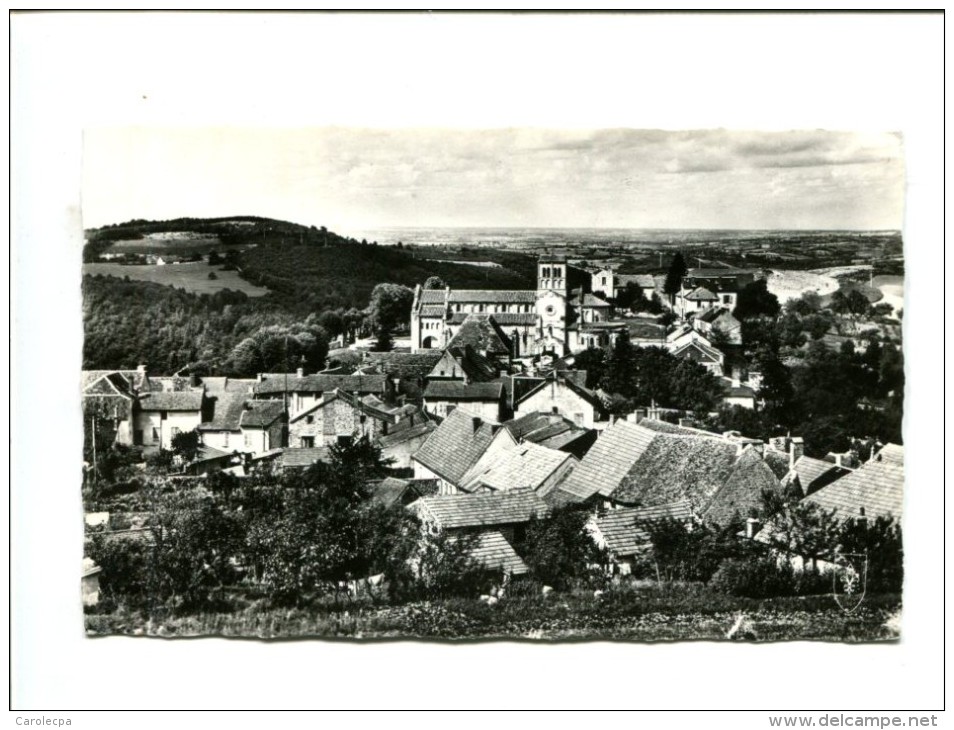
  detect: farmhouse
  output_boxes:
[135,390,206,451]
[411,408,518,494]
[587,500,695,575]
[461,441,578,495]
[548,419,783,524]
[410,488,549,547]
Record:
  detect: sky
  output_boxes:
[82,127,905,234]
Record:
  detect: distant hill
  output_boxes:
[82,216,537,371]
[84,216,535,313]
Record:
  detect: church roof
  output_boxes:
[446,314,512,355]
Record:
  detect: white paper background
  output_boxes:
[9,11,946,718]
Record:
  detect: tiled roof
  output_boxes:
[557,421,658,501]
[199,391,247,431]
[466,312,538,327]
[425,380,504,401]
[686,287,719,301]
[419,290,448,304]
[281,447,332,468]
[671,339,724,363]
[371,477,439,508]
[419,305,447,317]
[455,530,529,575]
[446,314,512,355]
[874,443,904,466]
[443,346,499,382]
[290,389,397,424]
[503,411,592,450]
[448,290,537,304]
[593,501,695,556]
[464,441,575,492]
[412,409,502,485]
[253,373,388,395]
[363,351,443,379]
[82,371,137,399]
[414,488,549,529]
[805,450,904,520]
[138,390,204,411]
[580,293,612,307]
[789,456,842,490]
[200,377,257,393]
[377,419,436,448]
[239,400,286,428]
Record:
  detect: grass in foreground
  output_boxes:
[85,584,901,643]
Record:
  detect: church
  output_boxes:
[410,255,627,357]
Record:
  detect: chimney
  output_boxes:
[137,364,147,376]
[731,377,741,389]
[791,437,804,465]
[256,373,263,383]
[296,366,305,378]
[745,517,760,539]
[834,453,843,468]
[635,408,647,423]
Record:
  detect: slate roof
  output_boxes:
[281,447,332,468]
[556,421,658,501]
[412,409,502,485]
[419,290,449,304]
[463,442,575,493]
[414,488,549,529]
[199,391,248,431]
[805,449,904,520]
[362,351,443,379]
[424,380,504,402]
[446,314,512,355]
[239,400,286,428]
[138,390,204,412]
[455,530,529,575]
[592,501,695,557]
[253,374,388,396]
[463,312,538,327]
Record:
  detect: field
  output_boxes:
[765,269,840,304]
[85,586,901,642]
[83,262,270,297]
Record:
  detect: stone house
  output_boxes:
[288,388,397,448]
[252,371,394,419]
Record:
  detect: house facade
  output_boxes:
[288,388,397,448]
